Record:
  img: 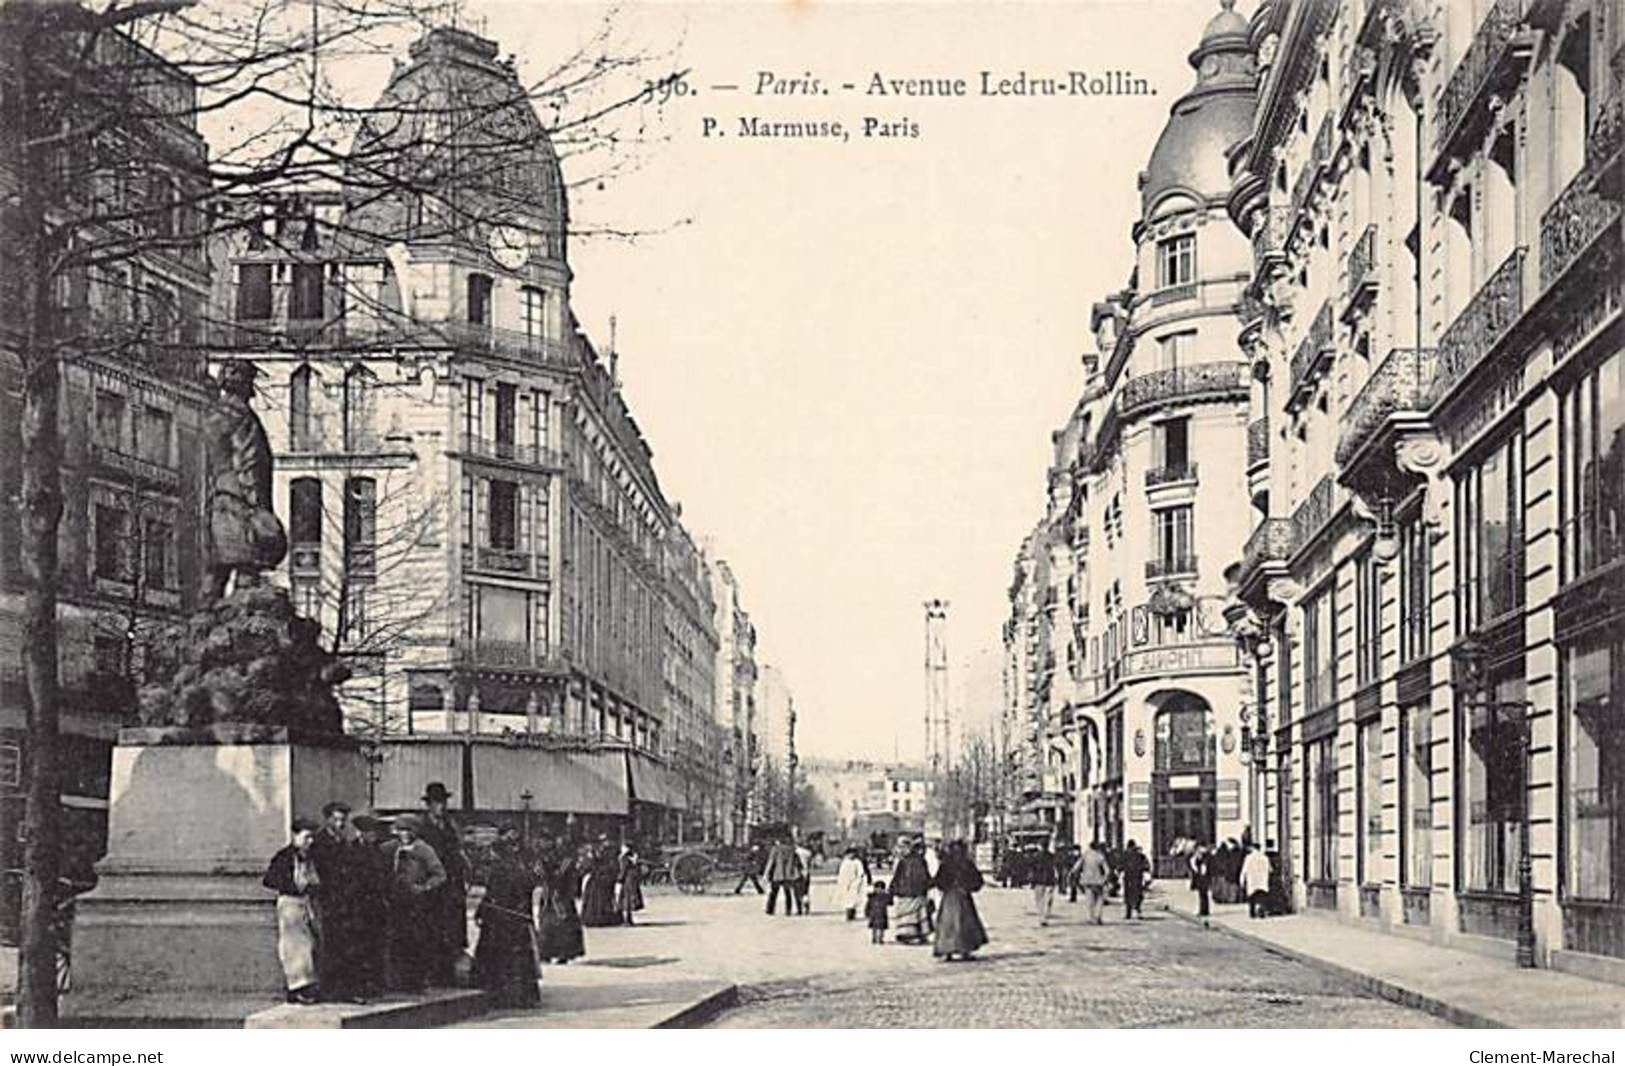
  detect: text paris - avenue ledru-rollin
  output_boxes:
[750,68,1157,98]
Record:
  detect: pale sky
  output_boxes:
[492,0,1227,760]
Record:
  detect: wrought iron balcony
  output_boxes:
[1118,362,1248,420]
[1145,555,1199,581]
[1239,518,1295,588]
[1431,247,1525,405]
[1540,167,1621,293]
[212,314,573,366]
[1291,475,1337,552]
[1432,0,1534,173]
[461,434,567,470]
[1336,347,1438,467]
[1247,416,1270,469]
[1145,463,1199,488]
[1288,302,1334,408]
[1344,224,1379,318]
[88,443,180,490]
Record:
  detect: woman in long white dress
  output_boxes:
[834,847,870,920]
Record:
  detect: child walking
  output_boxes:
[865,880,892,944]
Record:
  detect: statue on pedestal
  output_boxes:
[136,361,349,734]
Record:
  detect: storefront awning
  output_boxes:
[472,745,629,815]
[628,751,686,809]
[375,739,464,811]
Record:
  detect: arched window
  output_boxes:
[343,364,377,452]
[1155,697,1215,773]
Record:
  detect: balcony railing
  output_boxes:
[289,542,321,574]
[1291,475,1337,551]
[1118,361,1248,419]
[461,434,567,470]
[1145,463,1199,488]
[472,547,533,575]
[1149,283,1199,307]
[1434,0,1533,164]
[88,443,180,490]
[1345,223,1378,311]
[1247,416,1270,469]
[1540,168,1621,292]
[455,640,565,671]
[1337,347,1438,466]
[1239,518,1296,586]
[1431,247,1525,404]
[1146,555,1199,581]
[211,315,573,366]
[1289,302,1334,405]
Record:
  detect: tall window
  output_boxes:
[1152,417,1190,475]
[1153,506,1193,572]
[1157,234,1195,288]
[142,517,172,589]
[1401,703,1432,887]
[532,390,549,454]
[1565,635,1623,903]
[1461,670,1527,893]
[137,405,172,467]
[1154,700,1214,772]
[1158,330,1195,370]
[237,263,272,320]
[1399,513,1431,664]
[1358,716,1382,884]
[289,365,316,451]
[95,390,125,452]
[463,377,483,448]
[467,273,494,326]
[1305,735,1337,883]
[289,478,323,546]
[342,365,376,452]
[494,383,517,455]
[290,263,324,319]
[1456,432,1524,630]
[488,479,519,551]
[94,504,128,580]
[1560,351,1624,582]
[1303,584,1336,711]
[1355,550,1381,687]
[343,476,376,574]
[521,286,546,347]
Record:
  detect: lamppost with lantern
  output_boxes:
[1451,633,1536,968]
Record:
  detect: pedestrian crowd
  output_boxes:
[262,781,651,1009]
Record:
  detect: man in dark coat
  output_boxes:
[763,837,803,916]
[308,800,368,1002]
[349,813,393,995]
[1121,839,1150,919]
[417,782,469,985]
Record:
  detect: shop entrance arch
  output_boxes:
[1151,691,1216,877]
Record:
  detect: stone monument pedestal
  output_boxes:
[73,725,367,999]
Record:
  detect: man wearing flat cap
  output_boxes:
[417,782,469,985]
[384,813,446,992]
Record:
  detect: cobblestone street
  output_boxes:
[544,877,1450,1028]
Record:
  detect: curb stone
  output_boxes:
[1156,900,1504,1029]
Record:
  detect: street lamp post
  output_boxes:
[1452,635,1536,969]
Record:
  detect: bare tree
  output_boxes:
[1,0,681,1024]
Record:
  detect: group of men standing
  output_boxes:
[1004,839,1152,927]
[263,782,469,1005]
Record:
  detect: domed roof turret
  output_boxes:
[345,27,567,261]
[1138,0,1256,215]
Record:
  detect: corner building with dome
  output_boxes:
[1002,2,1262,875]
[206,27,744,842]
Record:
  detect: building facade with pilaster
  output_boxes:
[1225,0,1621,976]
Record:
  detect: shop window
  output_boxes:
[1358,716,1382,884]
[1565,635,1623,903]
[1154,699,1214,773]
[1401,703,1433,887]
[1460,671,1527,894]
[1455,431,1524,631]
[1560,350,1624,582]
[1304,735,1336,883]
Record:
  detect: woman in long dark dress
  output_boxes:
[579,843,623,927]
[932,840,989,961]
[472,830,541,1008]
[536,844,587,963]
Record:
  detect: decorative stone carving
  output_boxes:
[1395,431,1451,540]
[1266,577,1303,606]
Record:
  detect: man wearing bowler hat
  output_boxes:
[417,782,469,985]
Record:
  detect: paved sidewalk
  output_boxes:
[1155,881,1625,1028]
